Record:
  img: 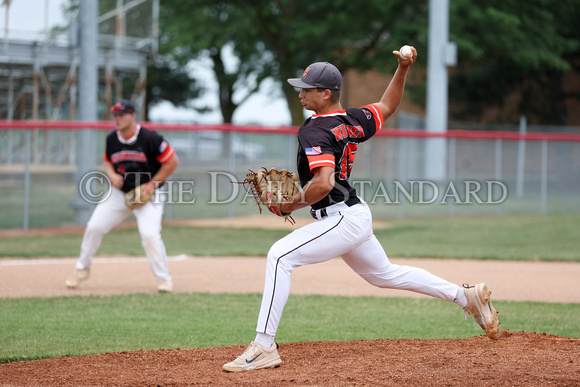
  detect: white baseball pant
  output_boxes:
[75,187,172,282]
[256,198,462,336]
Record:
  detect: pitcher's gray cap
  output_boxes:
[287,62,342,90]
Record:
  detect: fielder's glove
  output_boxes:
[239,167,300,224]
[124,182,155,209]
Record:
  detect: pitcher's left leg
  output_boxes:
[342,233,461,302]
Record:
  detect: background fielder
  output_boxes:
[223,47,499,372]
[65,99,179,293]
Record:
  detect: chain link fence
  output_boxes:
[1,121,579,230]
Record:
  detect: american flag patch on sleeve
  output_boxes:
[305,146,322,155]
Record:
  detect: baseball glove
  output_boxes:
[239,167,300,224]
[124,182,155,209]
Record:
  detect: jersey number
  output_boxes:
[339,143,357,180]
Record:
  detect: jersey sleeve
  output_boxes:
[147,130,175,164]
[298,127,335,172]
[156,139,175,163]
[343,105,382,142]
[361,103,384,130]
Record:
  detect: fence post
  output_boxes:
[447,137,456,216]
[72,0,99,225]
[227,131,235,218]
[287,134,295,170]
[23,131,31,230]
[7,131,13,163]
[541,140,548,214]
[495,138,502,215]
[163,132,173,221]
[516,116,526,198]
[398,138,407,218]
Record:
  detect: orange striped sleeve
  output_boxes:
[156,144,175,163]
[307,154,335,171]
[103,152,110,162]
[362,103,384,130]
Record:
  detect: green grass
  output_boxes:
[373,213,580,261]
[1,214,578,261]
[1,293,578,364]
[0,226,290,258]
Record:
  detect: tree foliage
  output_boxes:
[158,0,277,123]
[449,0,580,125]
[231,0,428,125]
[146,60,202,117]
[155,0,579,125]
[157,0,428,124]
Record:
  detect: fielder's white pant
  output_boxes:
[75,188,172,282]
[256,198,461,336]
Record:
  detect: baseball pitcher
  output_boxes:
[223,47,499,372]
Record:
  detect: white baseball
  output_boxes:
[399,45,413,59]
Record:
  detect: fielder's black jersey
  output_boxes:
[104,125,175,193]
[297,104,383,210]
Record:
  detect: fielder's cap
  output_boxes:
[287,62,342,90]
[111,99,135,114]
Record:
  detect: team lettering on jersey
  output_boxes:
[330,124,365,141]
[110,151,147,163]
[328,124,365,180]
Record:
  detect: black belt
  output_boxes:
[310,197,361,219]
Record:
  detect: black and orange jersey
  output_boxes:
[103,125,175,193]
[297,104,383,210]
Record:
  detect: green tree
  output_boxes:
[59,0,579,126]
[233,0,428,125]
[159,0,277,123]
[157,0,579,126]
[158,0,428,125]
[448,0,580,125]
[145,59,203,120]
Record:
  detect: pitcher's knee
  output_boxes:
[267,244,301,273]
[267,241,297,262]
[266,248,281,267]
[267,241,285,261]
[85,223,109,237]
[141,234,162,249]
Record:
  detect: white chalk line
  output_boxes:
[0,254,189,266]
